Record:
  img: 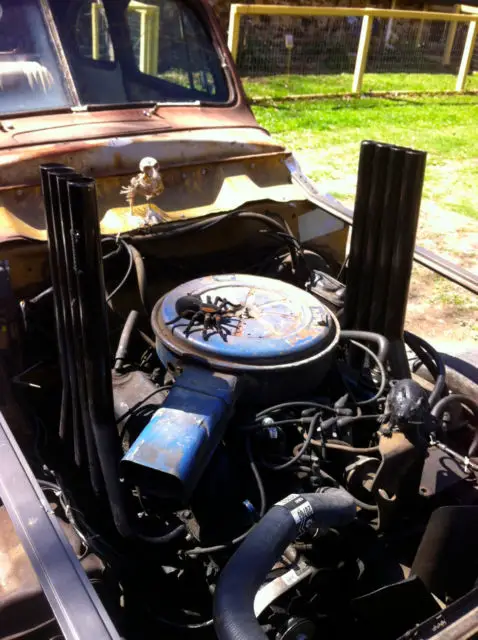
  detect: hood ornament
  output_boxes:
[120,157,165,225]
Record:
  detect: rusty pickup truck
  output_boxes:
[0,2,477,640]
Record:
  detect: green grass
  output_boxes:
[251,93,478,220]
[244,73,478,99]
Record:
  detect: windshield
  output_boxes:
[0,0,230,116]
[0,0,73,115]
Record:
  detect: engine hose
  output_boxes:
[255,401,336,418]
[431,393,478,457]
[246,438,267,517]
[27,237,126,306]
[404,331,446,407]
[136,524,186,545]
[260,413,321,471]
[106,292,155,350]
[339,338,387,406]
[185,440,267,557]
[340,330,390,364]
[213,488,356,640]
[153,613,213,629]
[105,243,134,303]
[114,310,139,372]
[127,210,306,280]
[132,210,297,247]
[316,441,380,454]
[129,244,150,315]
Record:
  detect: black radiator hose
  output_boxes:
[213,488,356,640]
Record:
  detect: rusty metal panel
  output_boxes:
[0,128,284,188]
[0,150,295,240]
[0,101,258,152]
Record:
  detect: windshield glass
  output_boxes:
[51,0,230,105]
[0,0,230,117]
[0,0,73,115]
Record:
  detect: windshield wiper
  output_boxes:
[0,99,207,124]
[145,101,202,117]
[70,100,203,116]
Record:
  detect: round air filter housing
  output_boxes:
[151,274,340,401]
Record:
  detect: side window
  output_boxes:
[125,0,221,98]
[74,0,115,62]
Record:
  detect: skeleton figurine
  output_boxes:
[121,157,165,225]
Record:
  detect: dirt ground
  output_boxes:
[293,148,478,354]
[325,193,477,352]
[405,202,478,351]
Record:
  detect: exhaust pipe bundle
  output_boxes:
[343,141,427,377]
[40,165,130,536]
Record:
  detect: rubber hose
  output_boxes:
[213,488,356,640]
[404,331,446,407]
[340,330,389,364]
[129,210,305,278]
[129,245,150,315]
[310,440,380,454]
[137,524,186,544]
[114,310,139,372]
[431,393,478,457]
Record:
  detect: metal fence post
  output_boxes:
[228,4,241,62]
[353,14,373,94]
[415,4,429,48]
[139,8,148,74]
[456,19,478,91]
[384,0,397,48]
[149,5,160,77]
[91,1,100,60]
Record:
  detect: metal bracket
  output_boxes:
[371,430,426,530]
[254,557,318,617]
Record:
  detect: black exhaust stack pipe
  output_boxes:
[57,171,103,494]
[39,165,68,437]
[343,142,427,377]
[40,165,82,460]
[67,176,130,536]
[41,165,130,537]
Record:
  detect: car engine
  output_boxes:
[2,152,478,640]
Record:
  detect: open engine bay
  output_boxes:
[1,141,478,640]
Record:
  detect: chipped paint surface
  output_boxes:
[0,127,283,188]
[0,129,294,242]
[122,367,238,501]
[153,274,338,371]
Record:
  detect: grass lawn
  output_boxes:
[252,94,478,221]
[250,85,478,343]
[244,73,478,98]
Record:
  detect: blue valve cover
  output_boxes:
[152,274,338,373]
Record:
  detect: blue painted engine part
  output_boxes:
[121,366,239,502]
[152,274,340,403]
[123,274,340,501]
